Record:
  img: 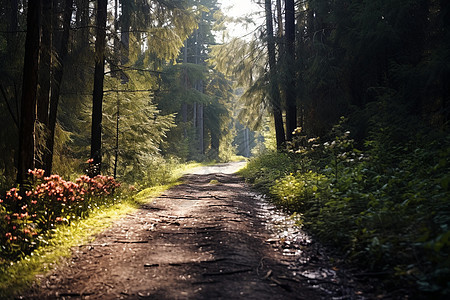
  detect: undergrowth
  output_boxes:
[239,119,450,298]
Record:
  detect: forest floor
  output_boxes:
[21,163,385,299]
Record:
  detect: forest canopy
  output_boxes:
[0,0,249,189]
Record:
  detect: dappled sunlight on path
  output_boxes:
[22,166,376,299]
[187,161,247,175]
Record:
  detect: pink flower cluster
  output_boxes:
[0,169,120,257]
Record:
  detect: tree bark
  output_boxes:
[197,101,204,155]
[37,0,52,127]
[182,41,188,138]
[265,0,286,150]
[120,0,130,84]
[17,0,42,184]
[284,0,297,141]
[36,0,53,170]
[43,0,73,176]
[90,0,107,176]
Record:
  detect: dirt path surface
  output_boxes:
[22,165,376,299]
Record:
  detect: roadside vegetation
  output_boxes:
[0,161,201,298]
[240,117,450,298]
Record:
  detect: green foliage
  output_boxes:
[239,151,297,192]
[0,182,174,299]
[270,171,329,212]
[0,169,120,261]
[241,119,450,297]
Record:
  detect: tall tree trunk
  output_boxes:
[120,0,130,84]
[284,0,297,141]
[265,0,286,150]
[90,0,107,176]
[182,41,188,138]
[43,0,73,176]
[244,127,250,157]
[276,0,283,41]
[36,0,53,170]
[74,0,90,49]
[17,0,42,184]
[197,102,204,155]
[113,0,120,178]
[37,0,52,127]
[114,94,119,179]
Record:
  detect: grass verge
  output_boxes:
[0,183,175,299]
[0,159,212,298]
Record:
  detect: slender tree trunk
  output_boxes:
[90,0,107,176]
[197,102,204,155]
[265,0,286,150]
[285,0,297,141]
[114,94,119,179]
[193,101,197,128]
[111,0,120,79]
[276,0,283,41]
[43,0,73,176]
[120,0,130,84]
[74,0,89,50]
[113,0,120,178]
[182,41,188,138]
[17,0,42,184]
[37,0,52,127]
[80,0,90,48]
[244,127,250,157]
[36,0,53,170]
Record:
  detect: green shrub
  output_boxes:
[241,122,450,297]
[239,151,296,192]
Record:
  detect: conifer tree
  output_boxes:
[43,0,74,176]
[90,0,107,176]
[284,0,296,142]
[265,0,285,150]
[17,0,41,184]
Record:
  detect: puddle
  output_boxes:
[250,192,368,300]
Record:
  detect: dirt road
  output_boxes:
[22,165,370,299]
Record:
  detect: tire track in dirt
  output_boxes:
[22,172,327,299]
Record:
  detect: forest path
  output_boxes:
[23,164,367,299]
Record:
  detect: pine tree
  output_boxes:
[17,0,41,184]
[90,0,107,176]
[284,0,297,142]
[265,0,285,150]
